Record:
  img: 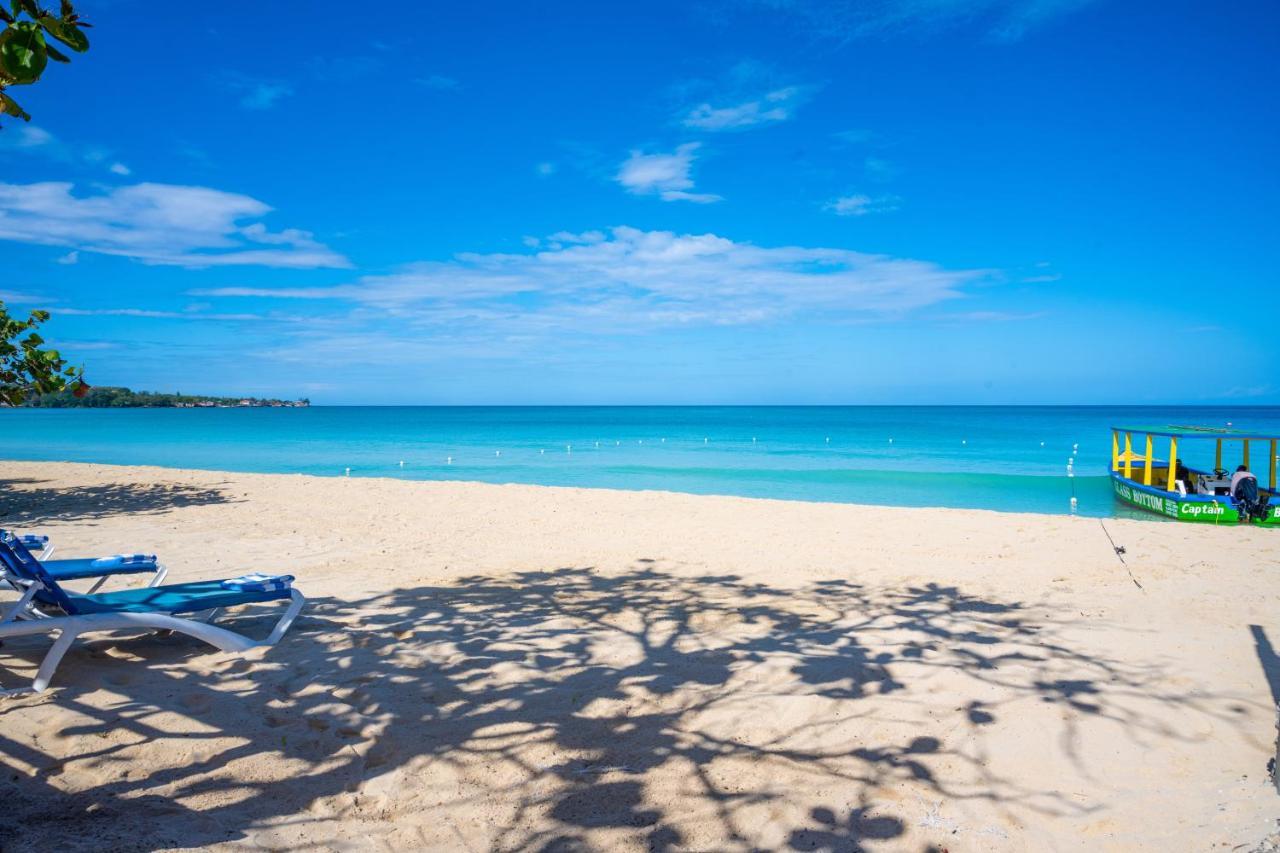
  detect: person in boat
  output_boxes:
[1174,458,1192,491]
[1231,465,1269,522]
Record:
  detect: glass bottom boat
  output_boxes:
[1110,425,1279,525]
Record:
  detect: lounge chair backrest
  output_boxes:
[0,538,79,614]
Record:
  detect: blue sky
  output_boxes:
[1,0,1276,404]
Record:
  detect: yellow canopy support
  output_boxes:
[1166,436,1178,492]
[1124,432,1133,479]
[1243,439,1251,470]
[1112,431,1119,472]
[1271,439,1276,492]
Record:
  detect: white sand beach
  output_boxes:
[1,459,1278,851]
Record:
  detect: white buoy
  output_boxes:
[1068,470,1074,479]
[566,445,571,453]
[753,437,757,443]
[616,440,620,446]
[661,438,666,443]
[496,450,501,457]
[399,460,404,467]
[826,437,830,443]
[962,439,967,445]
[344,467,350,476]
[704,437,708,444]
[540,449,545,454]
[1040,441,1045,447]
[638,439,643,444]
[889,438,894,444]
[1070,496,1078,512]
[595,441,600,448]
[446,456,452,464]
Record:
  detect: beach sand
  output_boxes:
[1,460,1277,851]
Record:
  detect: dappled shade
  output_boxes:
[0,477,240,522]
[0,564,1261,850]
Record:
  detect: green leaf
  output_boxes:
[38,16,88,51]
[44,41,68,62]
[0,22,48,84]
[0,89,31,120]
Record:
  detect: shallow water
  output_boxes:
[2,405,1277,518]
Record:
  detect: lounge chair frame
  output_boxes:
[0,577,305,697]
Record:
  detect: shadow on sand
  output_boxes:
[0,565,1259,851]
[0,477,240,523]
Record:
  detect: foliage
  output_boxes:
[0,0,91,124]
[1,4,90,403]
[0,301,86,406]
[24,385,310,408]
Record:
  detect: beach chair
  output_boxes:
[0,540,304,696]
[4,533,54,560]
[0,531,167,598]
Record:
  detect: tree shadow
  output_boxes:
[0,565,1261,851]
[1250,625,1280,709]
[0,477,240,522]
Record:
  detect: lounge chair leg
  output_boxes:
[265,590,306,646]
[0,625,78,697]
[0,585,39,625]
[148,564,168,588]
[30,627,78,694]
[0,591,305,697]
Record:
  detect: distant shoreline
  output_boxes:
[18,385,309,409]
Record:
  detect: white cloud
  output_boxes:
[0,182,350,269]
[216,73,293,110]
[945,310,1045,322]
[195,226,989,333]
[0,289,47,304]
[57,307,267,321]
[416,74,459,90]
[825,194,900,216]
[738,0,1099,41]
[616,144,721,203]
[864,156,898,182]
[56,250,79,265]
[536,161,556,176]
[12,126,55,148]
[682,86,803,131]
[240,81,293,110]
[1,127,135,175]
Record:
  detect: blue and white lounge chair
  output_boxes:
[0,539,304,696]
[5,533,53,560]
[0,531,167,596]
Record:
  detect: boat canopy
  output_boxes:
[1110,424,1278,493]
[1111,424,1280,441]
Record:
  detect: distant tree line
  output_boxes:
[22,386,310,408]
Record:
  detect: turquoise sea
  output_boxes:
[2,406,1278,519]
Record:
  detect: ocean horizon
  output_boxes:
[4,404,1278,520]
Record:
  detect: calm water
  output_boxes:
[2,406,1278,519]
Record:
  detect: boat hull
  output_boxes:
[1110,473,1280,526]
